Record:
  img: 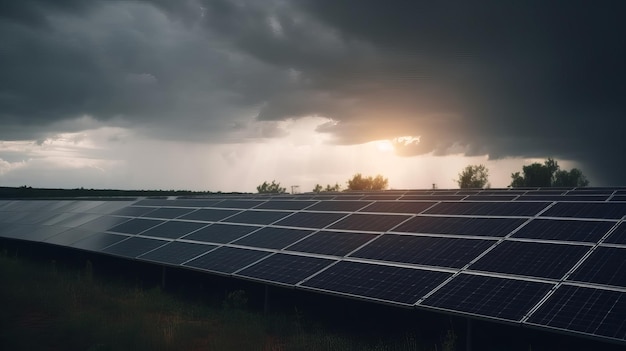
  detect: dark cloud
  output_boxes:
[0,0,624,184]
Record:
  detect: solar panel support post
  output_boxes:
[161,267,167,290]
[264,285,270,314]
[466,318,472,351]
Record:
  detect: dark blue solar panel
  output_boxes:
[138,241,218,265]
[307,201,371,212]
[231,227,314,249]
[610,195,626,202]
[140,207,194,219]
[180,208,240,222]
[211,200,265,209]
[71,232,130,251]
[44,228,94,246]
[134,199,221,207]
[328,213,411,232]
[255,200,317,210]
[425,202,547,216]
[512,219,614,242]
[78,216,131,232]
[394,216,525,237]
[527,285,626,342]
[286,231,378,256]
[274,212,347,229]
[423,274,553,321]
[464,195,518,201]
[359,201,436,214]
[183,247,270,274]
[236,254,335,285]
[604,222,626,244]
[108,218,164,234]
[102,237,168,258]
[400,195,466,201]
[44,213,101,227]
[469,241,590,279]
[224,210,291,225]
[517,195,609,202]
[302,261,452,305]
[139,221,208,239]
[182,223,260,244]
[568,247,626,288]
[111,206,156,217]
[352,235,494,268]
[362,195,401,200]
[541,203,626,219]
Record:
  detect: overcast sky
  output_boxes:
[1,0,624,192]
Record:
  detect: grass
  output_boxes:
[0,249,455,351]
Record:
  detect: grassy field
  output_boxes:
[0,248,456,351]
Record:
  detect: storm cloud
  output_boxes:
[1,0,624,185]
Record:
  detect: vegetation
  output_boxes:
[510,158,589,187]
[256,180,286,194]
[456,164,490,189]
[346,173,389,191]
[0,250,458,351]
[312,183,342,193]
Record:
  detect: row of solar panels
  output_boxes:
[0,197,625,345]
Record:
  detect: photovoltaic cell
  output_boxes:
[362,195,401,200]
[358,201,436,214]
[469,241,590,279]
[183,247,271,274]
[352,235,494,268]
[307,201,372,212]
[211,200,265,209]
[139,221,208,239]
[464,195,518,201]
[182,223,260,243]
[516,195,609,202]
[568,247,626,288]
[400,195,466,201]
[274,212,347,229]
[108,218,164,234]
[237,254,335,285]
[541,202,626,219]
[224,210,291,225]
[512,219,614,242]
[44,228,95,246]
[302,261,452,305]
[329,213,411,232]
[79,216,131,232]
[140,207,194,219]
[102,237,168,258]
[232,227,314,249]
[422,274,553,321]
[138,241,218,265]
[111,206,157,217]
[180,209,240,222]
[609,195,626,202]
[425,202,548,217]
[604,222,626,245]
[71,232,130,251]
[255,200,316,210]
[527,285,626,341]
[286,231,378,256]
[394,216,525,237]
[134,199,221,207]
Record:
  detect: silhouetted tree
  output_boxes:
[456,164,490,189]
[347,173,389,191]
[312,184,323,193]
[257,180,286,194]
[324,183,342,192]
[509,158,590,187]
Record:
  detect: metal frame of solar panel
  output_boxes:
[2,189,626,347]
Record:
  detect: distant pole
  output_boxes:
[291,185,300,194]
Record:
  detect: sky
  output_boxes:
[0,1,624,192]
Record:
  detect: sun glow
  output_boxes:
[376,140,395,152]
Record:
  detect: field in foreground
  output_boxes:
[0,248,456,351]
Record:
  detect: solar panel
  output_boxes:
[180,208,240,222]
[541,202,626,219]
[111,206,156,217]
[236,253,335,285]
[400,195,466,201]
[567,247,626,288]
[351,235,494,268]
[182,223,260,244]
[139,221,208,239]
[44,228,96,246]
[43,212,101,227]
[604,222,626,244]
[527,285,626,342]
[425,202,548,217]
[516,195,609,202]
[422,274,553,321]
[302,261,452,305]
[102,237,168,258]
[232,227,314,249]
[362,195,401,200]
[255,200,316,210]
[511,219,615,242]
[224,210,291,225]
[285,231,378,256]
[394,216,526,237]
[274,212,347,229]
[108,218,165,234]
[140,207,194,219]
[328,213,410,232]
[138,241,218,265]
[469,241,590,279]
[358,201,436,214]
[211,200,265,209]
[78,216,131,232]
[464,195,518,201]
[307,201,371,212]
[183,247,270,274]
[71,232,130,251]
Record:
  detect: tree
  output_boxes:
[312,184,323,193]
[347,173,389,191]
[324,183,342,192]
[456,164,490,189]
[256,180,286,194]
[509,158,590,187]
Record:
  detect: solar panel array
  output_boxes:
[1,187,626,345]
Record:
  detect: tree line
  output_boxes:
[257,158,590,193]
